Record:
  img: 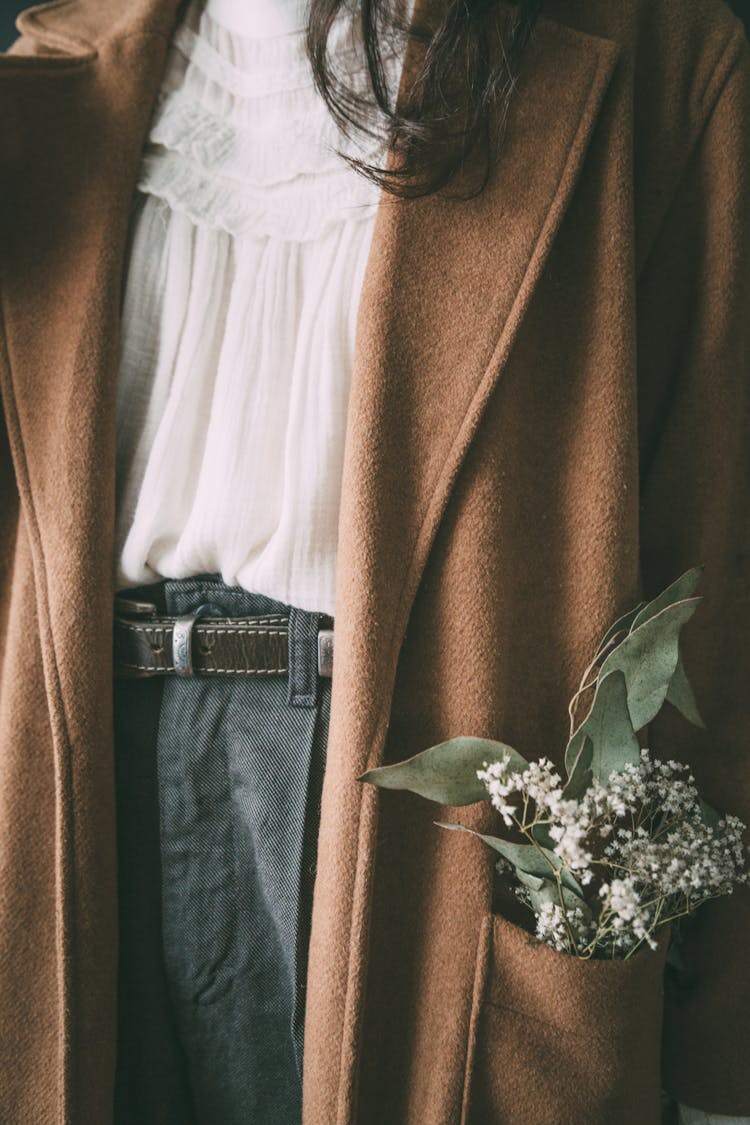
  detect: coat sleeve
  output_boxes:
[636,18,750,1120]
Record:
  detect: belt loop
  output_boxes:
[286,607,322,708]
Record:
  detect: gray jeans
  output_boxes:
[113,575,332,1124]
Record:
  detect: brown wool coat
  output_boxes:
[1,0,749,1121]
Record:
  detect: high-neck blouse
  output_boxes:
[114,0,413,615]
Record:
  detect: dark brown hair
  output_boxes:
[306,0,543,199]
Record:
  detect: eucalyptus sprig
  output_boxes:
[358,565,750,959]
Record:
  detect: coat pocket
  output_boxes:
[461,911,671,1125]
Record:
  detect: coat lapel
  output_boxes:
[0,0,620,1118]
[306,10,621,1119]
[332,5,622,746]
[0,1,186,1115]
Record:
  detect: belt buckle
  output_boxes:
[114,596,158,619]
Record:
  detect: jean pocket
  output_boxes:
[461,911,671,1125]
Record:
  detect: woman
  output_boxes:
[0,0,748,1122]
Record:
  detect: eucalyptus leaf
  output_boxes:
[564,732,593,798]
[435,822,585,898]
[698,797,722,830]
[357,737,529,806]
[597,597,701,731]
[665,647,705,728]
[564,669,640,790]
[525,877,594,922]
[514,868,547,892]
[593,601,648,661]
[630,565,704,632]
[569,598,646,745]
[530,821,557,850]
[524,878,558,911]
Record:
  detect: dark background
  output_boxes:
[0,0,749,50]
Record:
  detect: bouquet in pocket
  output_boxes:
[359,565,750,960]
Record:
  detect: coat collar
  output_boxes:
[11,0,189,57]
[0,0,620,1114]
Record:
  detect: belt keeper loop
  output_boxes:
[172,602,225,677]
[172,613,197,676]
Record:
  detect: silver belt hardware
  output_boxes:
[115,596,158,619]
[317,629,334,678]
[172,601,227,677]
[114,594,334,677]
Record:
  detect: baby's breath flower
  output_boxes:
[600,877,657,950]
[477,754,524,827]
[535,901,568,951]
[520,758,563,809]
[476,746,750,959]
[549,819,594,873]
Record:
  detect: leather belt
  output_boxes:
[113,596,334,679]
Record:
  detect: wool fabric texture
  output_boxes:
[0,0,749,1122]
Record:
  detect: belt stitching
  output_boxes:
[116,661,288,675]
[115,617,292,675]
[115,622,289,637]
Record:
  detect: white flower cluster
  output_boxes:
[597,876,656,951]
[611,815,747,900]
[477,747,750,958]
[535,900,596,953]
[475,752,525,828]
[534,901,567,950]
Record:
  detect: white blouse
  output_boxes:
[114,0,413,616]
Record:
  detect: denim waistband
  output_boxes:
[115,572,334,708]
